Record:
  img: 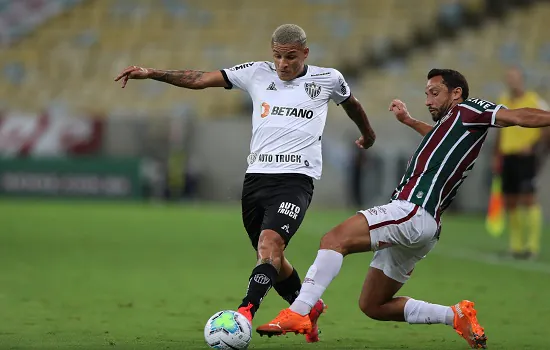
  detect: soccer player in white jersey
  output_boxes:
[115,24,376,342]
[257,69,550,349]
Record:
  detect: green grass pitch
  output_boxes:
[1,199,549,349]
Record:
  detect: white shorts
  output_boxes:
[358,200,439,283]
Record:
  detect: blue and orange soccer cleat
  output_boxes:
[451,300,487,349]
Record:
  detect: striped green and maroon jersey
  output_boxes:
[391,98,506,222]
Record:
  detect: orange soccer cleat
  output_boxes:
[305,299,327,343]
[451,300,487,349]
[256,308,312,337]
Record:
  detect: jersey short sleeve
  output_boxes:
[459,98,506,128]
[220,62,258,91]
[329,69,351,105]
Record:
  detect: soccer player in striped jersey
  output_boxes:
[257,69,550,348]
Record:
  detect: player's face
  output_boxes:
[505,68,524,93]
[425,76,461,122]
[272,42,309,81]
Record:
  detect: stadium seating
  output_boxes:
[353,1,550,121]
[0,0,441,117]
[1,0,548,119]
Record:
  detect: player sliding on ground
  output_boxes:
[257,68,550,349]
[114,24,375,343]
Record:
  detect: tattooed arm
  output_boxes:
[341,95,376,149]
[114,65,229,89]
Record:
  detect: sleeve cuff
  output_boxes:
[491,104,505,127]
[220,70,233,90]
[336,93,352,106]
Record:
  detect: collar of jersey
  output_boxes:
[295,64,308,79]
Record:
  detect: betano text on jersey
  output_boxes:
[221,61,351,180]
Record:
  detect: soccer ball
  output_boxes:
[204,310,252,349]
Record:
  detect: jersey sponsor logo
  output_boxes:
[304,82,322,99]
[260,102,314,119]
[229,62,254,71]
[247,152,304,165]
[277,201,301,220]
[466,98,494,110]
[282,82,299,89]
[266,82,277,91]
[261,102,270,118]
[311,72,331,77]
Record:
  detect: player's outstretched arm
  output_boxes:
[114,65,229,89]
[341,95,376,149]
[389,99,433,136]
[495,107,550,128]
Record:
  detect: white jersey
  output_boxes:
[221,62,351,180]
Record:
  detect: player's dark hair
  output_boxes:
[427,69,469,100]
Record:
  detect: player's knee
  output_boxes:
[257,230,285,257]
[358,299,382,320]
[319,226,349,254]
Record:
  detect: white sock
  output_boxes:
[404,298,454,326]
[290,249,344,316]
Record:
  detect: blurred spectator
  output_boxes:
[438,0,465,28]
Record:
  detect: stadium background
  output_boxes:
[1,0,550,349]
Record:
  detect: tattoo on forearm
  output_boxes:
[150,70,205,89]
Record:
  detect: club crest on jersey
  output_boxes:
[304,82,322,99]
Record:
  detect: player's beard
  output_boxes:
[430,101,453,122]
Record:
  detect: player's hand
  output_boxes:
[114,65,152,88]
[389,99,412,123]
[355,135,373,150]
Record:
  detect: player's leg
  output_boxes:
[238,174,276,322]
[359,264,486,349]
[363,246,487,348]
[274,252,325,343]
[256,213,369,336]
[501,155,524,257]
[237,228,286,322]
[258,176,327,342]
[238,174,314,323]
[257,201,414,336]
[361,247,448,324]
[274,257,301,303]
[519,155,541,258]
[288,201,435,318]
[256,201,433,334]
